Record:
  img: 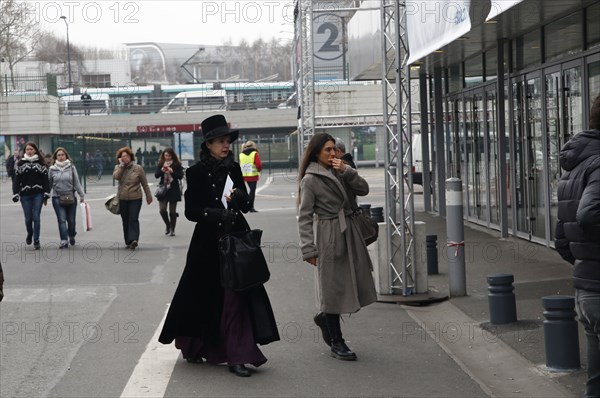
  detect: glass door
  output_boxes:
[525,75,546,240]
[486,88,500,226]
[512,74,546,240]
[546,62,582,243]
[472,92,487,222]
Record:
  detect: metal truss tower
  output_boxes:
[297,0,415,296]
[297,0,316,159]
[381,0,415,295]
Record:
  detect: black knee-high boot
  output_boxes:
[169,212,177,236]
[159,210,170,235]
[324,313,357,360]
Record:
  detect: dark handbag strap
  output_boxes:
[71,167,75,195]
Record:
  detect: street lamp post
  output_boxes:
[60,16,72,90]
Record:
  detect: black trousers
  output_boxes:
[246,181,257,209]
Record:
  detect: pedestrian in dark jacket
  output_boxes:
[333,137,357,169]
[5,150,19,182]
[154,148,184,236]
[12,142,50,250]
[555,93,600,398]
[158,114,279,377]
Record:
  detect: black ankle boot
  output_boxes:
[313,312,331,347]
[228,364,251,377]
[325,313,357,361]
[331,339,357,361]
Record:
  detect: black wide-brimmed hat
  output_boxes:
[200,114,239,144]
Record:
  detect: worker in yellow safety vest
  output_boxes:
[239,140,262,212]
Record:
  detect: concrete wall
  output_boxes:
[0,96,61,135]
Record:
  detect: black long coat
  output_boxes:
[158,151,279,346]
[154,163,184,202]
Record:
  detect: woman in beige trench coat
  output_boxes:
[297,133,377,361]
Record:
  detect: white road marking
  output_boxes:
[120,306,179,398]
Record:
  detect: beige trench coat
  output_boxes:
[298,162,377,314]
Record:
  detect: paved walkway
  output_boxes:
[0,167,587,397]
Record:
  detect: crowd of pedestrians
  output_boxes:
[5,98,599,393]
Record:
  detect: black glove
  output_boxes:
[231,189,249,211]
[12,195,19,203]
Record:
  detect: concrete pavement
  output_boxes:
[0,167,586,397]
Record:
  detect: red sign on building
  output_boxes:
[136,124,201,133]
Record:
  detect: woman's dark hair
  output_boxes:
[297,133,335,206]
[591,93,600,131]
[116,147,135,163]
[52,147,72,163]
[159,147,181,167]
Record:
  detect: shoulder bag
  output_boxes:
[154,183,167,200]
[105,166,129,215]
[353,208,379,246]
[59,168,76,206]
[218,199,270,291]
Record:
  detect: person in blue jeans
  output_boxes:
[555,93,600,398]
[12,142,50,250]
[48,147,86,248]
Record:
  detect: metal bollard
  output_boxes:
[426,235,438,275]
[370,207,384,223]
[542,295,580,371]
[445,178,466,296]
[487,274,517,324]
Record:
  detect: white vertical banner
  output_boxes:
[487,0,524,21]
[406,1,472,65]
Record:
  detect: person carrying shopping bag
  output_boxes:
[48,147,85,248]
[154,148,184,236]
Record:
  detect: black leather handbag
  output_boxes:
[218,228,270,291]
[353,208,379,246]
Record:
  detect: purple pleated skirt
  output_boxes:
[175,289,267,367]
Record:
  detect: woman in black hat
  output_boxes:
[158,115,279,377]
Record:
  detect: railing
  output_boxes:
[1,74,54,97]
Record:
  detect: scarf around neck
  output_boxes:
[54,159,71,170]
[163,160,173,188]
[23,154,39,162]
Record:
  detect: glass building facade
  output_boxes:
[347,0,600,247]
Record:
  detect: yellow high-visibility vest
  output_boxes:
[239,151,259,177]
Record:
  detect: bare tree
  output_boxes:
[0,0,47,91]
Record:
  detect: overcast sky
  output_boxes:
[36,1,296,50]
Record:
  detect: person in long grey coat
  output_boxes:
[297,133,377,361]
